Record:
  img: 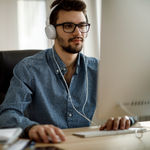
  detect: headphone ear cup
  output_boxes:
[45,24,56,39]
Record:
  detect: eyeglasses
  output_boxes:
[55,22,90,33]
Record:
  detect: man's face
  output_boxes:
[55,10,88,54]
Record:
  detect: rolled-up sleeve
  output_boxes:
[0,60,38,129]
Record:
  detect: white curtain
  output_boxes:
[17,0,48,49]
[0,0,48,50]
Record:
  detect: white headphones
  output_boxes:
[45,24,56,39]
[45,4,59,39]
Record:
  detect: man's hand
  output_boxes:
[100,116,131,130]
[28,124,66,143]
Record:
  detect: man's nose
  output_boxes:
[73,26,82,35]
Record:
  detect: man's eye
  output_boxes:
[64,24,74,29]
[79,24,87,28]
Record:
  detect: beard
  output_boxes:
[56,34,84,54]
[62,44,82,54]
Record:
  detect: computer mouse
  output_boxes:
[48,135,62,143]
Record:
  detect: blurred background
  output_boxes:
[0,0,101,58]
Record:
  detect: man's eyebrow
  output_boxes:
[62,21,87,24]
[79,21,87,24]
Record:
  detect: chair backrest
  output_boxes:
[0,50,41,104]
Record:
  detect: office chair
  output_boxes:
[0,50,41,104]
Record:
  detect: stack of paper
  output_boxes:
[0,128,22,146]
[4,139,30,150]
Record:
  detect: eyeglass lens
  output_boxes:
[63,23,90,33]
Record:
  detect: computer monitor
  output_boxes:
[93,0,150,124]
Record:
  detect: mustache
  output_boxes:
[68,37,83,42]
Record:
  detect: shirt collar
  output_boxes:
[51,47,66,75]
[49,47,82,75]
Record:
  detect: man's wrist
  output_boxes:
[22,124,37,138]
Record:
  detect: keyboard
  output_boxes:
[73,128,146,138]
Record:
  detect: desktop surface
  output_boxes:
[35,123,150,150]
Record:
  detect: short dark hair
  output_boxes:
[49,0,88,26]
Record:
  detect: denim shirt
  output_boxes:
[0,48,98,130]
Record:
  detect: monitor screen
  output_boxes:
[93,0,150,124]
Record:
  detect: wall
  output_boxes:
[0,0,18,50]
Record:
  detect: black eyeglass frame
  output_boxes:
[55,22,90,33]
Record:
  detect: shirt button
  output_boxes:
[56,70,59,73]
[68,113,72,117]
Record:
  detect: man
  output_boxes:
[0,0,133,143]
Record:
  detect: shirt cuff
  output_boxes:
[21,124,37,138]
[129,116,137,126]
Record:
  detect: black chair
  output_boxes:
[0,50,41,104]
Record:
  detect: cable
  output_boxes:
[52,48,97,125]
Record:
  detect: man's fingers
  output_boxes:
[37,127,49,143]
[120,117,126,129]
[28,124,65,143]
[100,117,114,130]
[113,117,121,130]
[99,124,106,130]
[29,127,42,142]
[54,127,66,141]
[45,126,61,143]
[125,119,130,129]
[120,116,130,129]
[99,116,131,130]
[106,117,114,130]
